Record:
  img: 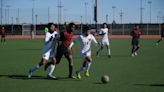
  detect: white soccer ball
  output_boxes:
[101,75,110,84]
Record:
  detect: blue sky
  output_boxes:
[1,0,164,24]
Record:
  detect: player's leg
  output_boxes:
[47,57,57,79]
[84,56,92,77]
[134,40,140,55]
[28,58,47,78]
[156,38,162,45]
[131,45,135,56]
[106,44,111,58]
[96,44,103,56]
[64,48,74,78]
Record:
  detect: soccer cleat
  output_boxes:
[68,76,76,79]
[108,55,111,58]
[134,52,137,56]
[76,72,81,79]
[47,74,57,80]
[28,69,33,78]
[84,70,90,77]
[131,53,135,57]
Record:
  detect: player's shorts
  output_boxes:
[100,40,109,46]
[1,34,5,38]
[81,50,91,58]
[42,48,56,61]
[131,39,139,46]
[56,45,71,64]
[161,32,164,37]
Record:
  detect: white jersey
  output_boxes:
[42,31,58,60]
[99,28,109,45]
[76,34,97,56]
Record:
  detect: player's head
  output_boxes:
[134,24,139,29]
[162,23,164,29]
[47,23,57,33]
[67,22,76,33]
[83,25,90,36]
[102,23,108,28]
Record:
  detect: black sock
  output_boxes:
[135,46,140,52]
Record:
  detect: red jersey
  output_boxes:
[60,31,73,47]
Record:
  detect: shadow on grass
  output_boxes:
[135,84,164,87]
[0,74,45,80]
[0,74,80,81]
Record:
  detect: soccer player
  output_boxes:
[28,23,58,79]
[96,23,111,58]
[69,26,98,79]
[130,25,141,57]
[45,22,76,79]
[156,23,164,45]
[0,26,6,44]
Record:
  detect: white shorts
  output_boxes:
[100,39,109,46]
[42,48,56,61]
[81,50,91,58]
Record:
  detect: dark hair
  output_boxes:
[102,23,108,28]
[83,25,90,33]
[47,23,57,31]
[68,22,75,29]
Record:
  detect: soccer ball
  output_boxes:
[101,75,110,84]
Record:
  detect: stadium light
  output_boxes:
[85,2,88,24]
[0,0,3,26]
[148,1,152,23]
[112,6,116,24]
[140,0,144,24]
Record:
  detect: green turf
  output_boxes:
[0,38,164,92]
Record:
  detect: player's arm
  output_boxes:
[99,30,106,36]
[92,35,98,45]
[68,36,80,49]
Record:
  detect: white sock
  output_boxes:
[30,64,40,73]
[48,64,55,76]
[86,62,92,71]
[108,48,111,55]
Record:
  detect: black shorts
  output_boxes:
[55,45,70,64]
[1,35,5,38]
[131,39,139,46]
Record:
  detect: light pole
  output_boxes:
[35,14,38,25]
[120,10,123,24]
[94,0,98,32]
[48,8,50,23]
[120,10,124,35]
[0,0,3,26]
[148,1,152,23]
[6,5,11,24]
[31,0,35,39]
[80,16,83,34]
[85,2,88,24]
[112,6,116,24]
[140,0,144,24]
[106,14,108,24]
[17,8,19,24]
[57,0,63,29]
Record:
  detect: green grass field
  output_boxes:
[0,38,164,92]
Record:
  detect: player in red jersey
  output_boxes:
[156,23,164,45]
[45,22,76,78]
[0,26,6,44]
[130,25,141,57]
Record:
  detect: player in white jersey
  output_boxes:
[28,23,58,79]
[96,23,111,58]
[69,26,98,79]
